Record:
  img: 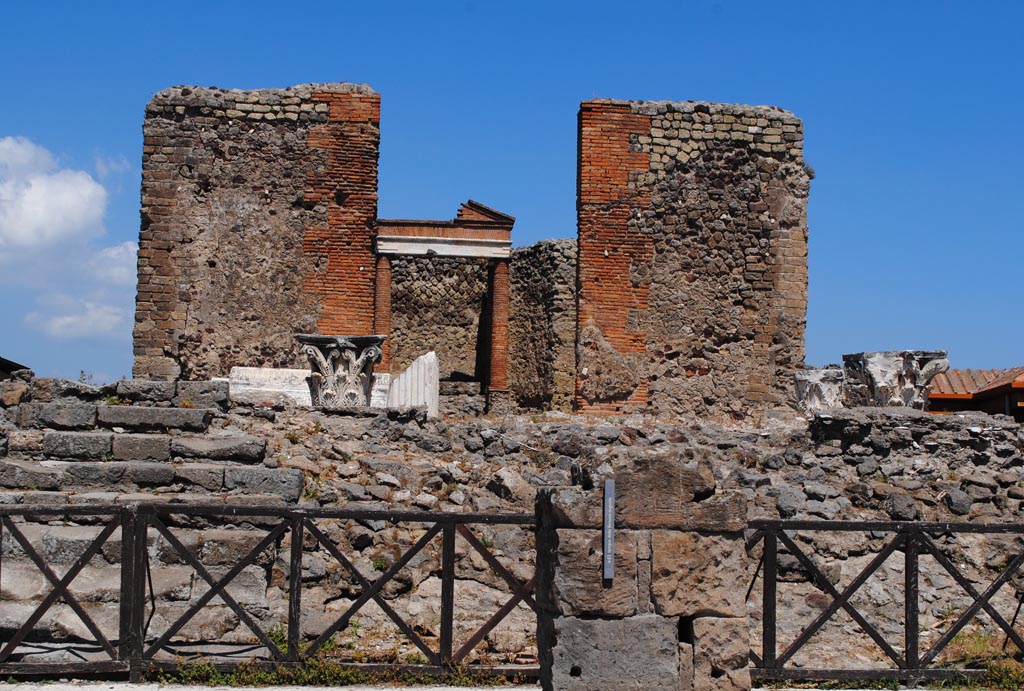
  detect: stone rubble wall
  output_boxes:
[509,239,577,412]
[4,369,1024,672]
[388,256,489,378]
[576,100,809,421]
[133,84,380,381]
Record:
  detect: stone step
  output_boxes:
[36,431,172,462]
[96,405,213,432]
[16,402,97,430]
[170,434,266,464]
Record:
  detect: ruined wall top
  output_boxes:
[586,98,801,124]
[149,82,376,106]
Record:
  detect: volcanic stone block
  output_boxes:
[97,406,212,432]
[540,614,679,691]
[224,467,303,501]
[126,462,175,486]
[112,434,171,461]
[0,459,61,490]
[173,463,226,491]
[170,435,266,463]
[115,380,177,403]
[539,529,638,616]
[43,431,113,459]
[175,381,230,411]
[650,530,747,617]
[18,403,97,430]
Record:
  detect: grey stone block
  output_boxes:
[224,467,303,501]
[43,431,112,459]
[18,403,97,430]
[116,380,177,403]
[126,462,175,486]
[0,460,61,490]
[176,380,230,411]
[60,461,127,485]
[540,614,679,691]
[170,435,266,463]
[112,434,171,461]
[97,406,212,432]
[174,463,225,491]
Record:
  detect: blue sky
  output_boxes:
[1,0,1021,382]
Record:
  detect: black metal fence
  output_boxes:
[0,504,537,680]
[748,519,1024,683]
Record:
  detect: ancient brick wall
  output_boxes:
[509,239,577,411]
[388,256,489,378]
[133,84,380,380]
[576,100,809,420]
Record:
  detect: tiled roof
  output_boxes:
[975,366,1024,395]
[930,367,1024,398]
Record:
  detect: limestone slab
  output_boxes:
[228,366,312,406]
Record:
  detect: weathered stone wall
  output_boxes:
[133,83,380,381]
[537,450,751,691]
[4,367,1024,673]
[576,100,809,421]
[509,239,577,411]
[389,256,489,378]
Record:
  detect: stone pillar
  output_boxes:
[536,448,751,691]
[374,254,393,371]
[487,259,511,412]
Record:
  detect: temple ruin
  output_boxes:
[133,83,808,422]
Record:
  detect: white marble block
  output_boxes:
[388,352,439,418]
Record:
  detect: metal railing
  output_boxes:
[747,519,1024,683]
[0,504,538,680]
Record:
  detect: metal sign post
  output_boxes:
[603,479,615,581]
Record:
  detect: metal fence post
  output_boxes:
[128,507,147,682]
[440,523,456,665]
[904,528,919,672]
[117,507,134,662]
[288,515,304,662]
[763,529,777,668]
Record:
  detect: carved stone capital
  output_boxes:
[295,334,386,408]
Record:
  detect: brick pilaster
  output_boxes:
[488,259,510,392]
[374,254,393,371]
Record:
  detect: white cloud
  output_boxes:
[95,154,130,180]
[0,136,107,255]
[88,241,138,286]
[24,293,130,340]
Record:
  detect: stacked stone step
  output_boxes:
[0,376,303,506]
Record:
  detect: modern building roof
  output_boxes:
[930,367,1024,399]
